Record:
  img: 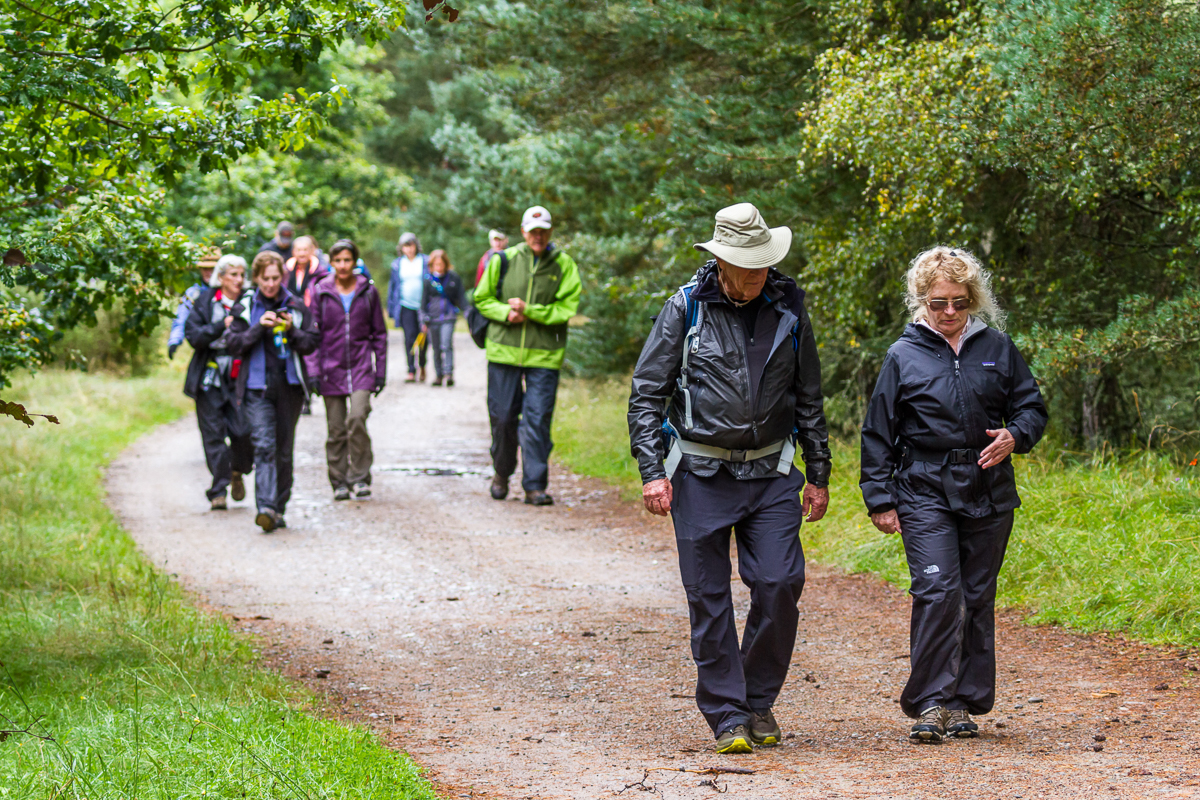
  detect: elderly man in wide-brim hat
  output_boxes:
[628,203,832,754]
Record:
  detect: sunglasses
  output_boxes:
[927,298,971,311]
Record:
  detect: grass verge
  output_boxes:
[551,377,1200,647]
[0,367,436,799]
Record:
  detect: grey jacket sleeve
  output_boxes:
[628,294,686,484]
[792,305,832,487]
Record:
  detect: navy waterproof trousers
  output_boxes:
[670,467,807,737]
[487,363,559,493]
[245,383,305,515]
[897,500,1013,719]
[195,387,252,501]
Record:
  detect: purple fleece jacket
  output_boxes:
[310,273,388,396]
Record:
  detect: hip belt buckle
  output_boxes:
[727,449,749,463]
[947,448,976,465]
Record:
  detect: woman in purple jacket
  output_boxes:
[311,239,388,501]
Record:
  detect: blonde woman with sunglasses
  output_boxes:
[859,246,1048,743]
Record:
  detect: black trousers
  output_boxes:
[670,467,807,737]
[486,362,559,492]
[245,383,305,515]
[896,500,1013,719]
[195,388,252,500]
[399,307,427,374]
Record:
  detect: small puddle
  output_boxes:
[378,464,487,477]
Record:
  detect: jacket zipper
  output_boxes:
[519,253,538,367]
[345,292,353,391]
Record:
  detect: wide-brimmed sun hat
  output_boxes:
[693,202,792,269]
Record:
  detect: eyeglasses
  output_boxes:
[926,298,971,311]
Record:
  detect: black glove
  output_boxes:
[373,378,386,397]
[168,343,179,360]
[309,377,321,397]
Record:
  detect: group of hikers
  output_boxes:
[167,199,1046,750]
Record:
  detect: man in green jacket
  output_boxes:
[474,205,582,506]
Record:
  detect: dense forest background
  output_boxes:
[5,0,1200,451]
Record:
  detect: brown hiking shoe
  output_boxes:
[946,709,979,738]
[910,706,948,743]
[230,471,245,502]
[524,490,553,506]
[749,709,781,746]
[490,475,509,500]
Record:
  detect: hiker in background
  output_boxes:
[285,235,330,309]
[473,206,581,506]
[388,232,429,383]
[475,228,508,287]
[860,246,1047,743]
[226,251,319,533]
[168,246,220,360]
[628,202,832,754]
[420,249,467,387]
[258,221,295,263]
[183,253,254,511]
[311,239,387,501]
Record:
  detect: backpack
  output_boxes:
[466,251,509,349]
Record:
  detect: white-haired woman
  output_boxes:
[183,253,254,510]
[860,246,1048,743]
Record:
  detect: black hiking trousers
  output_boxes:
[195,387,252,501]
[670,466,806,737]
[897,496,1013,719]
[245,383,305,515]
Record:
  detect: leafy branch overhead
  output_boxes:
[0,0,408,390]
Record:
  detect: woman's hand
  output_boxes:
[642,478,673,516]
[259,311,278,328]
[224,316,233,329]
[979,428,1016,469]
[278,311,293,331]
[870,509,902,534]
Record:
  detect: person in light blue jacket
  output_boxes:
[168,248,220,359]
[388,232,429,382]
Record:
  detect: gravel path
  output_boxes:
[108,331,1200,799]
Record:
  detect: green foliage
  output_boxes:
[0,0,408,399]
[0,366,435,798]
[553,377,1200,646]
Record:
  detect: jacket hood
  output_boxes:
[313,272,370,299]
[689,259,806,314]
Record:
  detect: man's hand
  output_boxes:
[870,509,902,534]
[642,478,673,516]
[802,485,829,522]
[259,311,278,328]
[979,428,1016,469]
[507,297,527,314]
[506,309,527,324]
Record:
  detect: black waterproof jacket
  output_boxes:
[860,319,1048,518]
[628,261,832,485]
[183,287,240,400]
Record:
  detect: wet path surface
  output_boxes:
[108,331,1200,798]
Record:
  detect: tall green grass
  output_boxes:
[0,368,435,799]
[552,378,1200,646]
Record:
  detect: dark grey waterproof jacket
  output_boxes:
[628,261,832,486]
[860,319,1048,518]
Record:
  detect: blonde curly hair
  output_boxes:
[905,246,1005,330]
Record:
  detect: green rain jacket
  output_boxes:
[474,242,582,370]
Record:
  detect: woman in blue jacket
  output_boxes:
[388,232,429,382]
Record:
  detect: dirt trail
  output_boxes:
[108,331,1200,799]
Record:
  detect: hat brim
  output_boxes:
[693,226,792,269]
[522,221,552,231]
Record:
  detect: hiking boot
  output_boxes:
[431,375,443,387]
[230,471,246,502]
[910,706,948,743]
[446,375,454,387]
[210,494,227,511]
[524,490,554,506]
[715,724,753,754]
[946,709,979,738]
[353,482,371,498]
[418,367,426,382]
[255,510,278,533]
[333,485,351,501]
[749,708,782,746]
[490,475,509,500]
[275,516,287,529]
